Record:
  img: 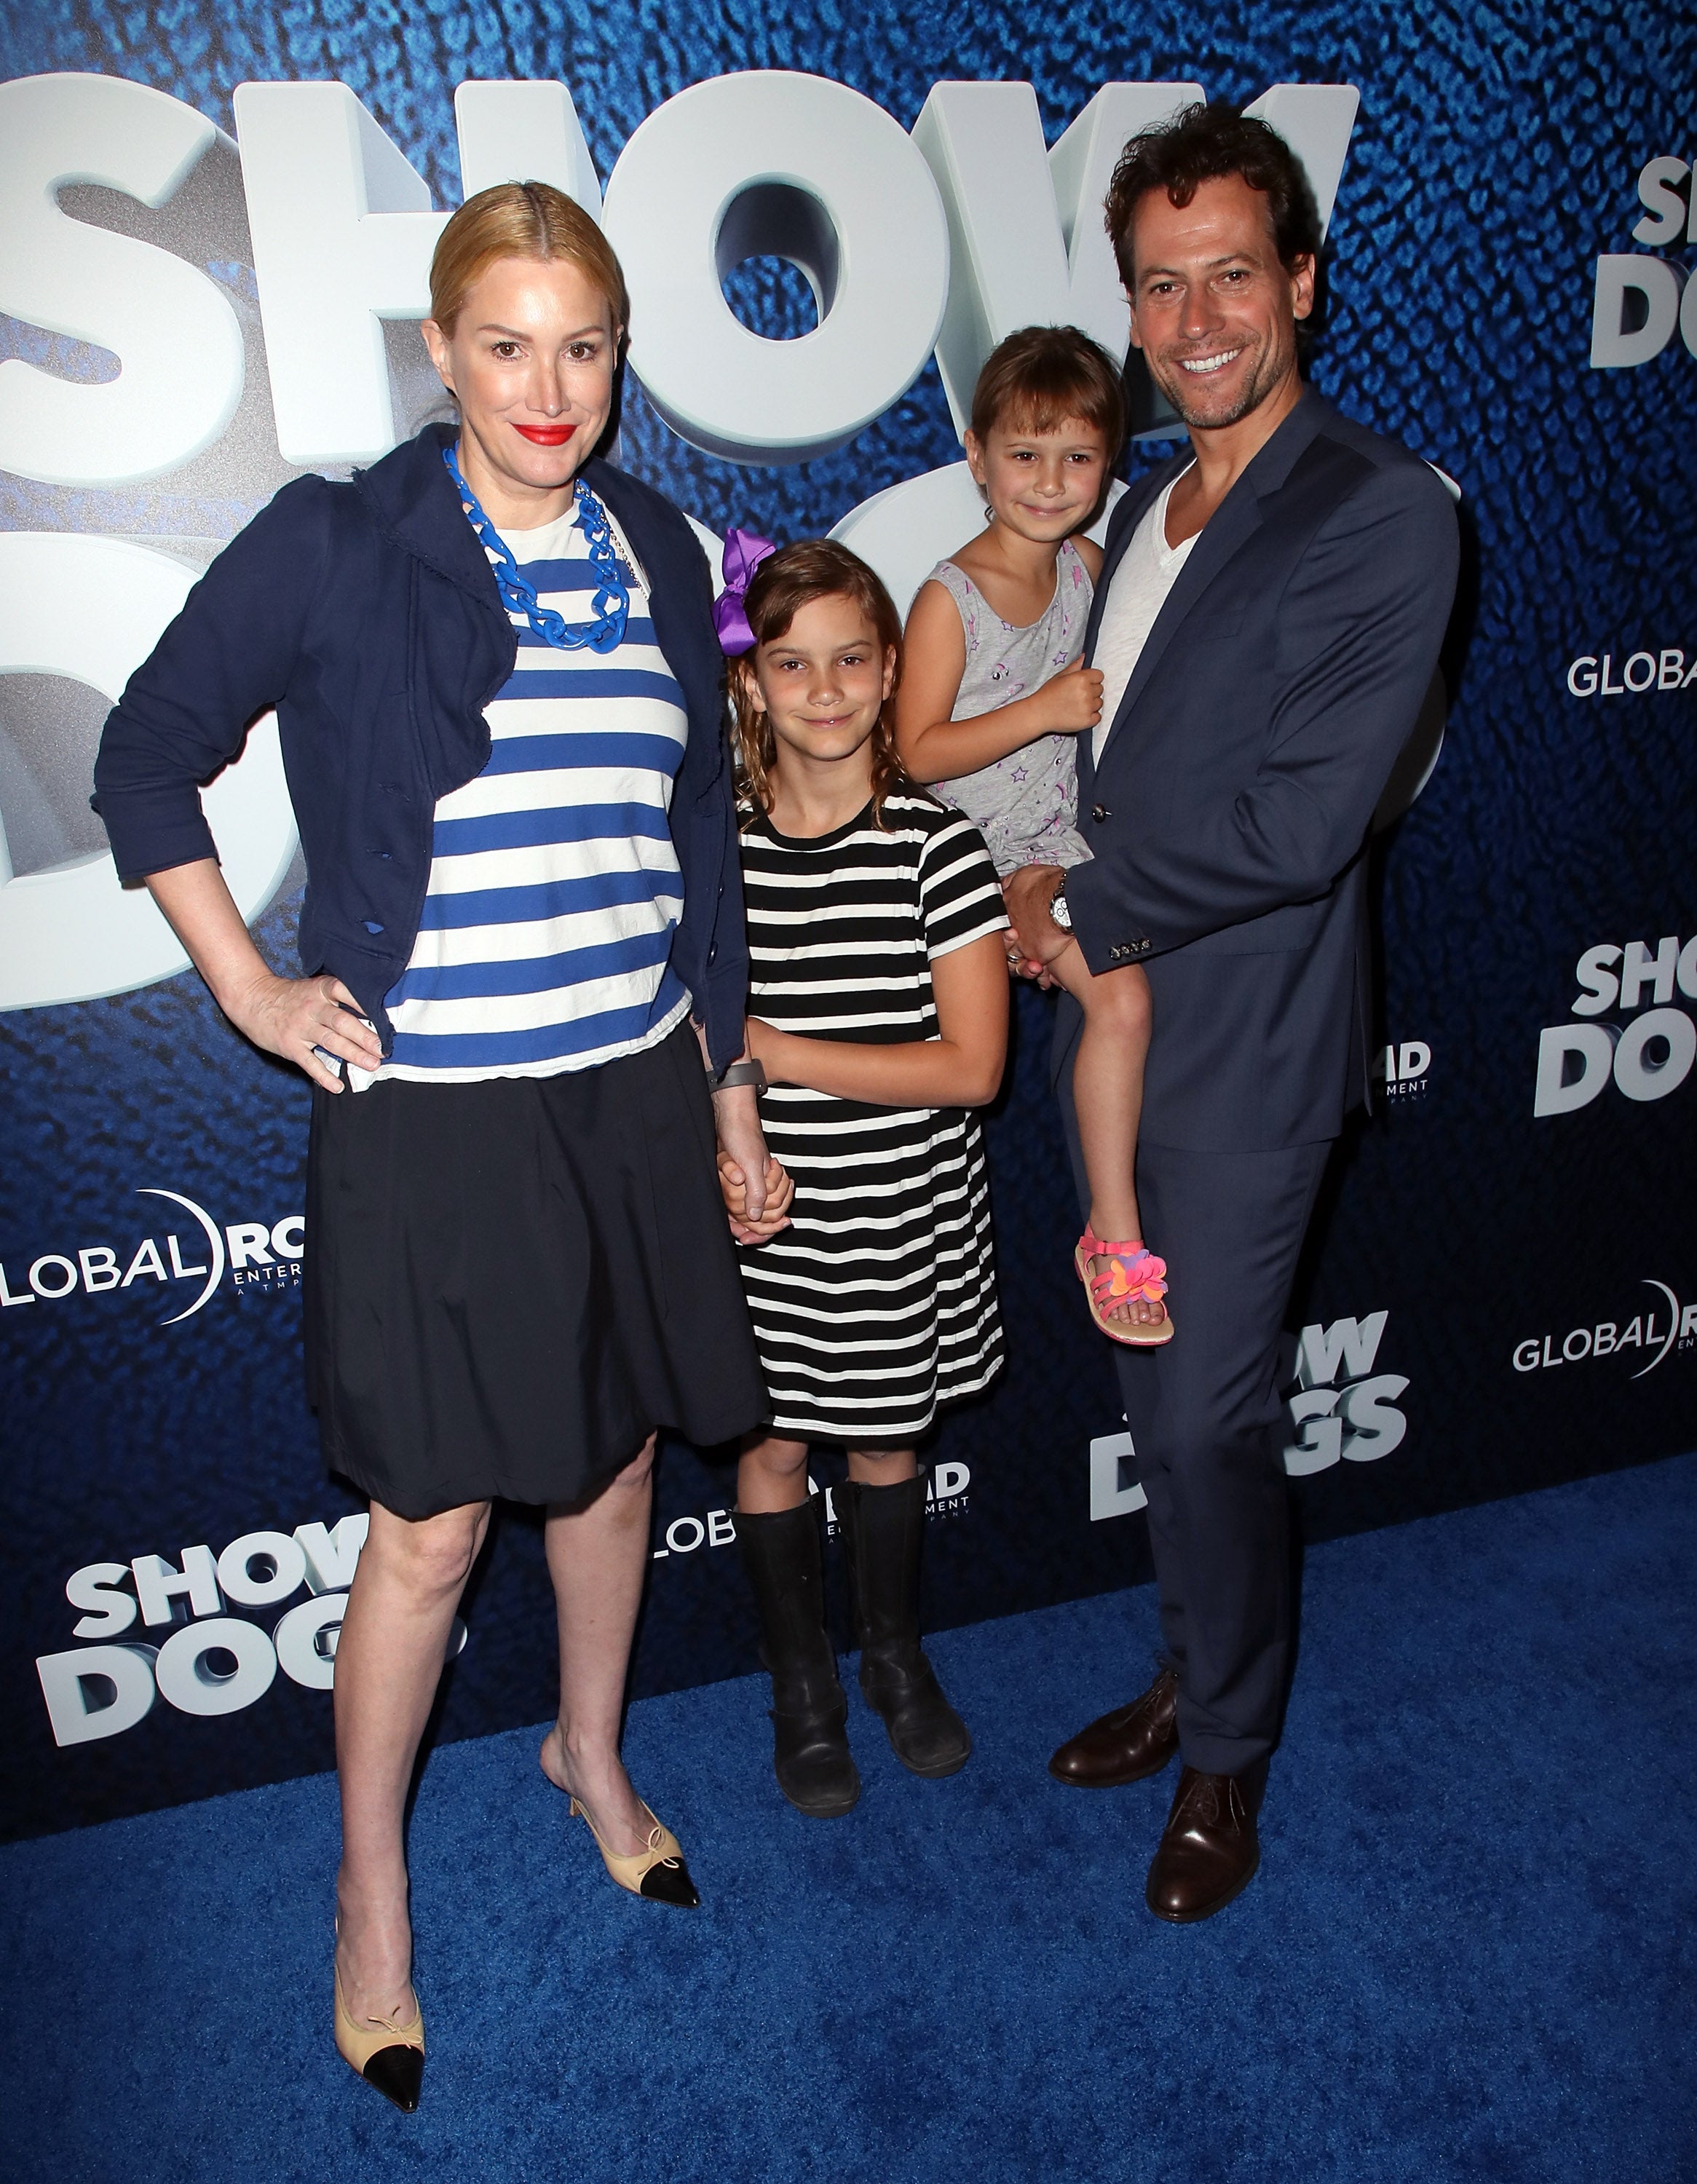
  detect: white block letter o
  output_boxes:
[155,1616,277,1716]
[1613,1007,1696,1102]
[604,72,948,462]
[217,1530,308,1607]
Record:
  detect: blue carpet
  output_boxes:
[4,1456,1696,2184]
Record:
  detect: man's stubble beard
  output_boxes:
[1145,323,1296,433]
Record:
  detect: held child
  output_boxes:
[895,326,1171,1346]
[716,537,1010,1817]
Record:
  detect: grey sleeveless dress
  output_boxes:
[927,539,1094,877]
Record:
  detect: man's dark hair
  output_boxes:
[1104,101,1322,290]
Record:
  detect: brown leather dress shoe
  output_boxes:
[1048,1665,1180,1787]
[1144,1767,1260,1923]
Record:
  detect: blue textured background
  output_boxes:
[1,0,1694,1837]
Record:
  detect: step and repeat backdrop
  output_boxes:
[1,1,1693,1840]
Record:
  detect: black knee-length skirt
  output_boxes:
[304,1023,766,1519]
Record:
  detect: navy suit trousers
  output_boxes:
[1061,1062,1331,1775]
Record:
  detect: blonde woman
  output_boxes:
[94,184,785,2110]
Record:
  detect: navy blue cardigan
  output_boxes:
[93,424,748,1069]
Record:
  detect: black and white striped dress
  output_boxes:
[738,789,1009,1445]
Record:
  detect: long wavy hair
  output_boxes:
[728,539,908,828]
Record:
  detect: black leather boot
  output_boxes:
[837,1475,971,1777]
[737,1501,861,1817]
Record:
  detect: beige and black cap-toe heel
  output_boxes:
[570,1796,700,1907]
[333,1967,425,2113]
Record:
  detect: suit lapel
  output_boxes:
[1093,393,1331,775]
[358,423,507,611]
[1093,486,1262,772]
[1080,454,1186,801]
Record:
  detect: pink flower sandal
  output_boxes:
[1073,1225,1174,1348]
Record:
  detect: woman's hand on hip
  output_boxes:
[142,860,383,1092]
[225,970,384,1092]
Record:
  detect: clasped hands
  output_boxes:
[1001,864,1072,989]
[711,1018,794,1246]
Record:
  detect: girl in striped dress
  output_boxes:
[715,538,1010,1817]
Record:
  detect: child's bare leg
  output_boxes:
[738,1433,812,1513]
[1047,939,1160,1327]
[844,1447,918,1485]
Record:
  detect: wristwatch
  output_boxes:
[707,1058,768,1096]
[1049,874,1073,932]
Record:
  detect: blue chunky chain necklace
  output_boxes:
[443,441,630,654]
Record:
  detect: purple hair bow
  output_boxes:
[712,527,777,656]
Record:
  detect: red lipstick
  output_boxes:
[513,423,577,446]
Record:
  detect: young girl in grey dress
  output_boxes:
[895,327,1171,1346]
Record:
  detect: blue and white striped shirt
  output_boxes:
[354,499,692,1087]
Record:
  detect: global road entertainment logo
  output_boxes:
[0,1188,303,1323]
[1511,1279,1695,1379]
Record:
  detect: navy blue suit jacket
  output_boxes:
[1063,392,1459,1152]
[93,424,748,1067]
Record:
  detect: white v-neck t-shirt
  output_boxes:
[1091,472,1198,765]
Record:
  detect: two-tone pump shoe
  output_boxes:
[333,1964,424,2114]
[569,1795,701,1907]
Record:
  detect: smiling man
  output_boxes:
[1004,103,1459,1921]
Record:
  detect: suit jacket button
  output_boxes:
[1091,804,1109,823]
